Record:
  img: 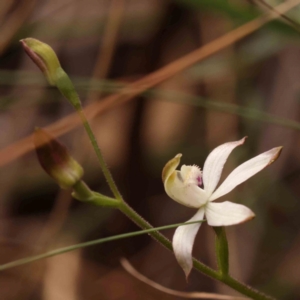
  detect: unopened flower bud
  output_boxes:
[33,128,83,189]
[20,38,60,86]
[21,38,82,110]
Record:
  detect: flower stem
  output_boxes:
[22,39,275,298]
[0,220,203,272]
[76,108,122,200]
[72,180,120,207]
[222,275,275,300]
[119,201,218,277]
[214,226,229,275]
[65,84,275,300]
[119,202,275,300]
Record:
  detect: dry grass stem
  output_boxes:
[120,258,248,300]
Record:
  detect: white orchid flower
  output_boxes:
[162,137,282,278]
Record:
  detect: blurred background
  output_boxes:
[0,0,300,299]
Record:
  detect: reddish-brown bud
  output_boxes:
[33,128,83,188]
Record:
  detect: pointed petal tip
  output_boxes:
[232,136,247,146]
[175,254,193,282]
[240,136,247,143]
[184,268,191,282]
[175,258,192,281]
[162,153,182,183]
[20,38,29,43]
[177,259,192,281]
[268,146,283,166]
[20,38,42,49]
[237,208,256,224]
[241,210,255,224]
[19,38,31,47]
[172,209,204,281]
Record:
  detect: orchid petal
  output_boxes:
[202,137,246,197]
[205,201,255,226]
[163,155,207,208]
[162,153,182,183]
[210,147,282,201]
[173,208,205,278]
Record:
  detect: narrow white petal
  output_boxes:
[202,137,246,197]
[210,147,282,201]
[172,208,205,279]
[205,201,255,226]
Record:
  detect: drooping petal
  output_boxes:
[205,201,255,226]
[210,147,282,201]
[202,137,246,197]
[163,155,207,208]
[172,208,205,278]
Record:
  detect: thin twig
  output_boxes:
[254,0,300,32]
[120,258,248,300]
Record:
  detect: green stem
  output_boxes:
[0,206,274,300]
[222,276,275,300]
[72,180,94,200]
[76,108,122,200]
[72,180,120,207]
[23,39,277,298]
[119,201,218,277]
[214,226,229,275]
[0,220,203,272]
[62,80,276,300]
[119,202,275,300]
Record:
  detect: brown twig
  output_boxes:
[254,0,300,32]
[120,258,248,300]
